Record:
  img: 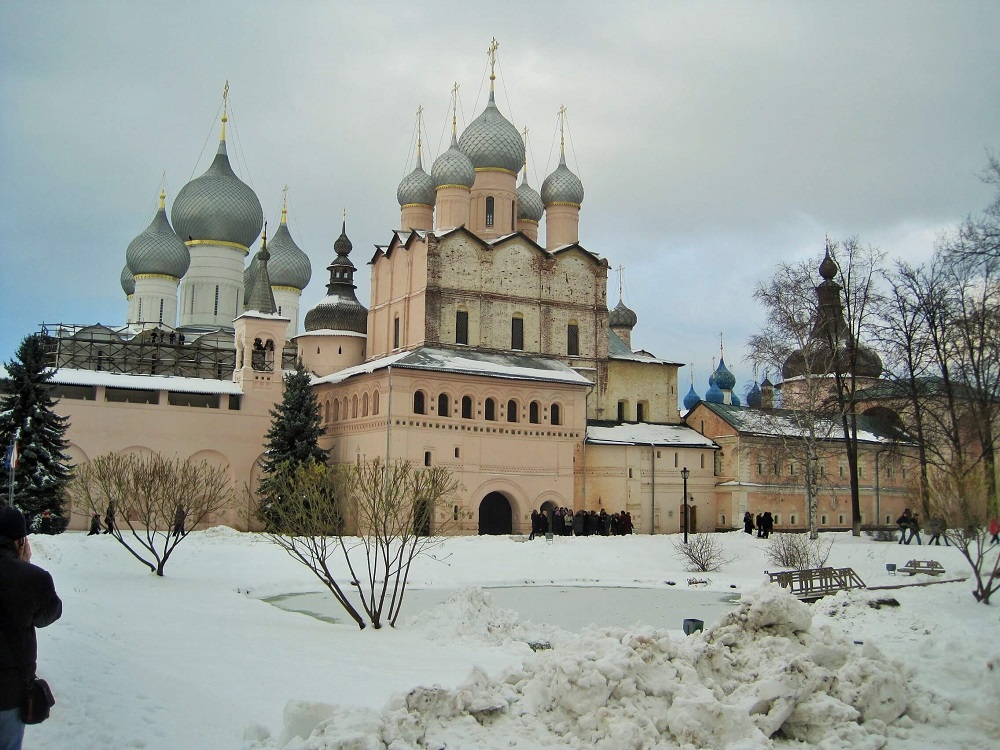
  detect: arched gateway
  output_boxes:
[478,492,513,535]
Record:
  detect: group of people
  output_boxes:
[896,508,932,545]
[743,511,774,538]
[528,507,634,538]
[87,503,187,537]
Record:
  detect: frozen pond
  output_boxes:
[267,585,741,632]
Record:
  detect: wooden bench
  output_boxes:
[767,567,867,601]
[898,559,945,576]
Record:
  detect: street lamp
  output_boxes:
[681,467,690,543]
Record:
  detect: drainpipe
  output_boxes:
[385,366,393,465]
[581,383,595,511]
[649,443,656,535]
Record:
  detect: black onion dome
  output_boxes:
[782,249,883,380]
[171,140,263,248]
[397,154,435,206]
[304,222,368,334]
[541,151,585,206]
[609,300,638,329]
[432,133,475,189]
[121,265,135,295]
[516,172,543,222]
[746,382,762,408]
[265,221,311,290]
[457,90,524,173]
[125,203,190,278]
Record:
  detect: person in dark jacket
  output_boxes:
[87,513,101,536]
[761,511,774,539]
[743,511,754,535]
[0,507,62,749]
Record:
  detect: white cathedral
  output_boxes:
[42,49,733,535]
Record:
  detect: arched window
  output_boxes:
[362,393,369,417]
[551,403,561,425]
[352,394,358,419]
[507,399,518,423]
[462,395,473,419]
[485,196,495,227]
[529,401,540,424]
[333,399,340,421]
[567,322,579,356]
[324,399,331,423]
[485,398,496,421]
[413,390,426,415]
[372,390,380,415]
[438,393,450,417]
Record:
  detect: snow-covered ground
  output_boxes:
[22,529,1000,749]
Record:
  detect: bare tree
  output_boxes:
[927,466,1000,605]
[672,534,734,572]
[256,458,461,629]
[70,453,233,576]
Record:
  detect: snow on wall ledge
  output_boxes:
[242,587,915,749]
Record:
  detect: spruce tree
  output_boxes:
[0,333,72,533]
[258,361,327,528]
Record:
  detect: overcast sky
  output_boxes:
[2,1,998,401]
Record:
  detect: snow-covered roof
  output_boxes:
[291,328,367,340]
[586,422,717,448]
[691,401,911,445]
[607,328,683,366]
[42,368,244,395]
[313,346,592,387]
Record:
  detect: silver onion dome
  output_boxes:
[125,202,190,279]
[609,300,638,329]
[396,154,436,206]
[458,91,525,173]
[516,173,543,222]
[171,140,264,249]
[262,220,311,290]
[121,265,135,295]
[541,151,585,206]
[431,133,475,189]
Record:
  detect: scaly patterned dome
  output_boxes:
[263,217,311,290]
[457,91,524,173]
[714,357,736,391]
[683,383,701,411]
[171,140,263,249]
[516,172,543,222]
[541,151,585,206]
[432,133,475,189]
[706,380,724,404]
[121,265,135,295]
[397,153,435,207]
[125,197,190,279]
[609,300,638,329]
[746,381,762,408]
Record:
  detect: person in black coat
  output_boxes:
[0,507,62,747]
[743,512,754,535]
[761,511,774,538]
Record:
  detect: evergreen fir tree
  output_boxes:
[0,333,72,533]
[258,361,327,528]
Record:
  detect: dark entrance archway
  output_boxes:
[479,492,513,535]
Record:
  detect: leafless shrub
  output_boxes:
[766,533,833,570]
[672,534,735,572]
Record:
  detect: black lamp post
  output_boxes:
[681,467,690,543]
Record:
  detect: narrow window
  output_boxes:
[462,395,473,419]
[821,515,827,524]
[372,391,380,415]
[189,288,195,315]
[393,316,401,349]
[362,393,369,417]
[333,400,340,420]
[700,454,705,469]
[721,514,726,526]
[567,324,579,356]
[757,462,764,475]
[507,399,518,423]
[529,401,540,424]
[636,401,646,422]
[453,505,459,520]
[455,447,460,458]
[511,315,524,350]
[438,393,449,417]
[485,398,496,421]
[424,451,432,467]
[352,395,358,418]
[674,452,678,467]
[790,514,797,525]
[138,299,143,320]
[159,298,164,323]
[617,400,627,421]
[214,285,220,317]
[413,390,426,415]
[511,200,515,231]
[838,514,845,524]
[456,310,469,345]
[485,196,495,227]
[550,403,561,426]
[628,468,633,478]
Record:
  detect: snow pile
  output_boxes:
[404,587,566,649]
[248,587,912,749]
